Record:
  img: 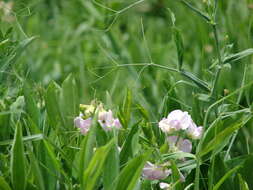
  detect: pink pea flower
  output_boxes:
[74,116,92,135]
[187,123,203,140]
[98,110,121,131]
[167,136,192,153]
[113,118,122,129]
[142,162,171,180]
[159,110,193,134]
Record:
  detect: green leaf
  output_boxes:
[103,142,120,190]
[23,82,40,127]
[1,36,37,71]
[79,112,98,186]
[114,151,151,190]
[0,134,43,146]
[121,88,132,128]
[208,154,233,190]
[163,151,196,160]
[172,27,184,70]
[168,7,184,70]
[120,122,140,166]
[210,48,253,69]
[213,165,242,190]
[180,70,210,92]
[60,74,79,128]
[83,112,98,169]
[45,81,65,128]
[136,104,149,121]
[240,155,253,189]
[10,125,26,190]
[42,140,66,178]
[224,48,253,64]
[171,160,183,190]
[0,177,12,190]
[28,151,45,190]
[83,140,114,190]
[238,174,249,190]
[198,115,252,157]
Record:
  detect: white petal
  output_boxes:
[159,182,171,189]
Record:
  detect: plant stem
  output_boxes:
[195,1,222,189]
[211,24,223,97]
[180,0,211,22]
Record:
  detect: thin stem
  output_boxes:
[237,62,248,104]
[211,24,223,97]
[179,0,211,22]
[115,63,210,91]
[114,62,179,73]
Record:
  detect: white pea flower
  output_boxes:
[74,116,92,135]
[159,110,193,134]
[142,162,171,180]
[167,136,192,153]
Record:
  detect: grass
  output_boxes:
[1,0,253,189]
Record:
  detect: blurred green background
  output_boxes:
[1,0,253,121]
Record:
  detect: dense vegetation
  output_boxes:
[0,0,253,189]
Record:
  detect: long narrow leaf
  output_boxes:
[10,125,26,190]
[83,140,114,190]
[114,151,151,190]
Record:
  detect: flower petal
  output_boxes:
[179,139,192,153]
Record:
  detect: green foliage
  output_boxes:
[10,125,26,190]
[0,0,253,189]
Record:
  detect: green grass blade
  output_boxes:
[0,134,43,146]
[10,125,26,190]
[120,122,139,166]
[103,142,120,190]
[79,112,98,186]
[2,36,37,67]
[180,70,210,92]
[171,160,183,190]
[83,140,114,190]
[23,82,40,127]
[240,155,253,189]
[60,74,79,128]
[122,88,132,128]
[114,151,151,190]
[172,27,184,70]
[213,165,242,190]
[0,177,12,190]
[198,115,252,157]
[238,174,249,190]
[45,81,65,128]
[28,151,45,190]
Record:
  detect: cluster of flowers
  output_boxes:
[159,110,203,139]
[142,110,203,189]
[74,102,121,135]
[74,104,202,189]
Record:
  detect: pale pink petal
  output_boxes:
[142,162,171,180]
[114,118,122,129]
[74,117,83,129]
[187,125,203,139]
[74,117,92,135]
[168,120,181,130]
[178,139,192,153]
